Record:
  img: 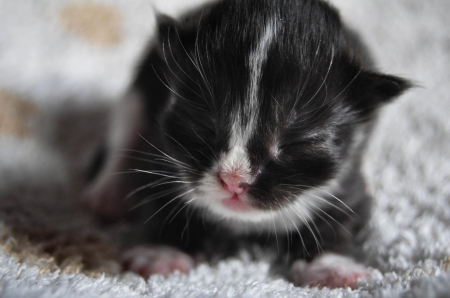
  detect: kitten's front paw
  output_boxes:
[122,246,195,278]
[290,253,369,289]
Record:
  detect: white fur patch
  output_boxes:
[247,19,278,115]
[188,168,345,235]
[219,145,251,179]
[230,18,278,149]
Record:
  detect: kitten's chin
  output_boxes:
[222,194,253,212]
[195,193,276,223]
[193,183,282,224]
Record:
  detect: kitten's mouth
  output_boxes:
[222,194,252,212]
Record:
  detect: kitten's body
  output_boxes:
[86,0,409,288]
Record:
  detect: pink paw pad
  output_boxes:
[122,246,195,278]
[291,253,369,289]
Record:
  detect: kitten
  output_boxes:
[86,0,410,288]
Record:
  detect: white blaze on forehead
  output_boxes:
[248,18,278,114]
[222,19,278,177]
[229,18,278,156]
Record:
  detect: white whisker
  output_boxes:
[304,50,333,109]
[167,28,201,88]
[162,40,204,98]
[164,133,200,164]
[306,199,352,235]
[138,133,193,168]
[132,169,181,179]
[125,177,171,199]
[289,205,323,253]
[270,207,280,254]
[129,187,184,211]
[152,64,200,107]
[144,188,197,223]
[283,205,308,256]
[280,183,355,215]
[167,196,199,226]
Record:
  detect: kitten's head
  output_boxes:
[148,0,409,228]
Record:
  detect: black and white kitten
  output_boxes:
[85,0,410,289]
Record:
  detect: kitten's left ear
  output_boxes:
[349,71,411,116]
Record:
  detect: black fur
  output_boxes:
[131,0,409,279]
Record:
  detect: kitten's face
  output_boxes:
[155,0,408,227]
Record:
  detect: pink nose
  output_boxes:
[219,172,248,195]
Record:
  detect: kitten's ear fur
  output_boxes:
[134,14,176,81]
[155,13,199,59]
[156,1,214,45]
[349,71,411,117]
[155,15,178,51]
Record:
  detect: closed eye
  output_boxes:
[279,129,330,148]
[278,133,329,152]
[278,139,311,150]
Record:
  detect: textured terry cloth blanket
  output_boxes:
[0,0,450,297]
